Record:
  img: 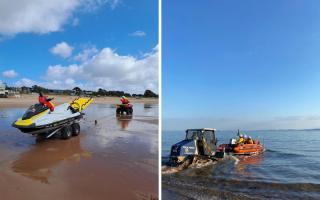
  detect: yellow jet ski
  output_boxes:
[12,97,93,139]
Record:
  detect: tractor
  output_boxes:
[169,128,217,168]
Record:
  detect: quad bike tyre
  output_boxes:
[116,108,121,115]
[116,106,133,115]
[128,107,133,115]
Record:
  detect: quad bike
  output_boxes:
[116,104,133,115]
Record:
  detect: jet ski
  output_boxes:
[12,97,93,139]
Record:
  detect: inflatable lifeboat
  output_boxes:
[232,141,264,155]
[217,139,264,156]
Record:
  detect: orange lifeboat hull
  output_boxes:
[233,143,264,155]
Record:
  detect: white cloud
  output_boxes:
[129,30,146,37]
[65,78,75,85]
[45,45,159,93]
[2,69,18,78]
[15,77,81,90]
[80,0,120,11]
[14,45,158,93]
[0,0,79,36]
[15,78,37,87]
[50,42,74,58]
[0,0,120,36]
[74,46,98,62]
[47,64,82,80]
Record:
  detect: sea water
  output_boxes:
[162,130,320,199]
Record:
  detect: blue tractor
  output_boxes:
[169,128,217,168]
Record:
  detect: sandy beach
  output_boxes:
[0,102,158,199]
[0,94,158,108]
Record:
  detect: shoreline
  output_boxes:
[0,94,158,108]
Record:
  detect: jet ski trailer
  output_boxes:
[12,97,93,139]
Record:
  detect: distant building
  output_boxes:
[0,82,9,97]
[48,89,64,94]
[20,86,32,94]
[83,90,93,96]
[7,87,21,97]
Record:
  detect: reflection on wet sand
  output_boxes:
[116,115,133,130]
[144,104,153,109]
[11,136,91,184]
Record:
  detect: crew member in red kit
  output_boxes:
[120,96,129,104]
[38,92,55,112]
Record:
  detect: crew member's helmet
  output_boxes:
[244,135,248,139]
[239,134,243,137]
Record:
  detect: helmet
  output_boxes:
[244,135,248,139]
[249,136,252,139]
[239,134,243,137]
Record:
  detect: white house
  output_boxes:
[0,82,9,97]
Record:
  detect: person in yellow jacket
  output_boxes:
[247,136,254,144]
[237,134,245,144]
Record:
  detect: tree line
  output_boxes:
[8,85,158,98]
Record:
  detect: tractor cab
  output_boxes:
[170,128,217,165]
[185,129,217,156]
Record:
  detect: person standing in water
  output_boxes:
[38,92,55,112]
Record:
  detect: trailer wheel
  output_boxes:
[61,126,72,139]
[71,123,80,136]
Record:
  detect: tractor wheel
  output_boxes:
[71,123,80,136]
[61,126,72,140]
[178,156,193,170]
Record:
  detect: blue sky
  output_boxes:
[0,0,158,93]
[163,0,320,130]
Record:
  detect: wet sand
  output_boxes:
[0,94,158,108]
[0,104,158,200]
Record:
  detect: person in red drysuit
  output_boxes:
[120,96,129,104]
[38,92,54,112]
